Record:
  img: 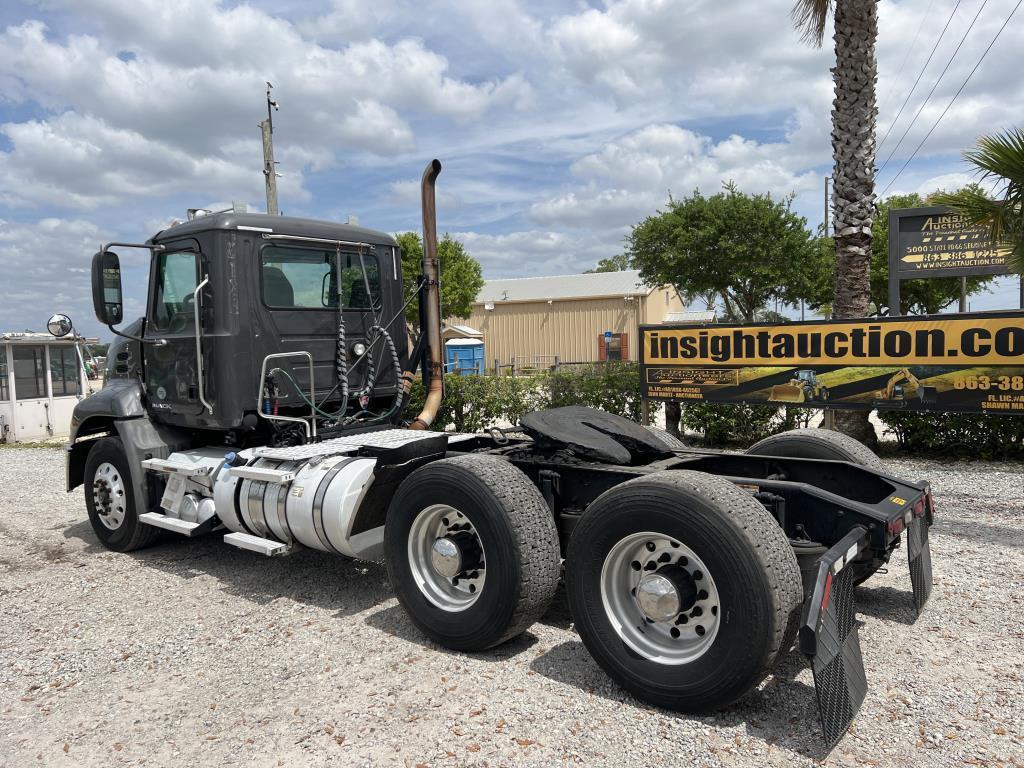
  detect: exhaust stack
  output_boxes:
[410,159,444,430]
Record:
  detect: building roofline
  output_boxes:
[474,292,654,307]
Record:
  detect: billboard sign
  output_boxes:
[640,312,1024,415]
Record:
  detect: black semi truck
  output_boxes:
[56,160,933,749]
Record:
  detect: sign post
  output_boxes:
[888,205,1011,315]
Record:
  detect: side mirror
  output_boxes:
[91,250,124,326]
[47,313,74,338]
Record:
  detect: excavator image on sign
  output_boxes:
[769,369,830,403]
[874,368,938,408]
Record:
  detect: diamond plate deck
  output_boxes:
[253,429,474,461]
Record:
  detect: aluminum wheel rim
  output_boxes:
[408,504,486,612]
[600,531,721,664]
[92,462,127,531]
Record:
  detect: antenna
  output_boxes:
[260,81,281,215]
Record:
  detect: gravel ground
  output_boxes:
[1,447,1022,767]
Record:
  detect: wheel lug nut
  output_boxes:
[645,541,656,552]
[692,570,703,580]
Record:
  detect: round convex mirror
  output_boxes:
[47,313,73,338]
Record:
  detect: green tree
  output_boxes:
[395,232,484,328]
[871,192,993,314]
[626,184,826,322]
[932,127,1024,273]
[585,254,632,273]
[793,0,879,445]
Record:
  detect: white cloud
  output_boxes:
[529,124,819,229]
[0,6,531,211]
[0,218,119,335]
[455,229,615,276]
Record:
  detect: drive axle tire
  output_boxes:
[384,455,560,651]
[746,427,884,470]
[746,428,886,583]
[644,425,688,451]
[566,470,802,712]
[84,436,159,552]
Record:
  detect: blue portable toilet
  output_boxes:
[445,338,486,375]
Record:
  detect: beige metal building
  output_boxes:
[459,270,684,368]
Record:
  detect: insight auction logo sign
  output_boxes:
[891,206,1010,278]
[640,312,1024,415]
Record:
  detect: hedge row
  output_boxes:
[405,361,645,434]
[876,410,1024,459]
[406,362,1024,456]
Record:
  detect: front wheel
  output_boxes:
[384,455,561,651]
[566,470,801,711]
[84,436,158,552]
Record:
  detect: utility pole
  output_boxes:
[260,82,280,215]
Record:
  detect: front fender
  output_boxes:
[66,379,147,492]
[69,379,146,443]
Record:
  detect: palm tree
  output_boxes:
[793,0,879,445]
[931,128,1024,273]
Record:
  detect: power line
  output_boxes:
[876,0,961,155]
[878,0,937,117]
[877,0,990,176]
[879,0,1023,197]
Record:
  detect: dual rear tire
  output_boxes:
[384,455,561,650]
[566,471,802,710]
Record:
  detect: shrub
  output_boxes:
[405,373,540,432]
[679,402,798,446]
[877,410,1024,459]
[405,362,641,430]
[540,362,643,421]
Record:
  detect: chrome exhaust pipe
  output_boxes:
[410,159,444,430]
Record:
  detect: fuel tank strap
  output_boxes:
[311,458,357,554]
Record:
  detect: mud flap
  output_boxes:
[799,527,870,750]
[907,514,933,613]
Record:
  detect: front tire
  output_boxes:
[384,455,560,651]
[84,436,158,552]
[566,471,802,711]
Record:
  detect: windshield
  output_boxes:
[261,245,380,310]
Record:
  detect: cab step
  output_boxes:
[139,512,210,536]
[223,531,292,556]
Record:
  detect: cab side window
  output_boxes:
[152,251,198,331]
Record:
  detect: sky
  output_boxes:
[0,0,1022,338]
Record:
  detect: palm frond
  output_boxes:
[932,127,1024,273]
[791,0,833,46]
[964,127,1024,189]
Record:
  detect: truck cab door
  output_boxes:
[144,239,207,417]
